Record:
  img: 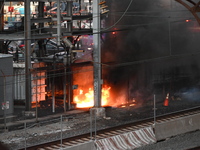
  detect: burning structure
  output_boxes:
[1,0,200,114]
[22,1,200,109]
[99,0,200,106]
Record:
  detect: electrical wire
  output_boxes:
[0,1,199,86]
[0,65,94,87]
[1,47,200,88]
[0,0,195,40]
[102,0,133,32]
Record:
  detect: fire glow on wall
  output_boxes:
[31,63,46,107]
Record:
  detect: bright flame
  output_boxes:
[74,86,111,108]
[185,19,191,22]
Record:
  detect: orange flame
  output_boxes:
[74,86,111,108]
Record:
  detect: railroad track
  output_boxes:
[25,106,200,150]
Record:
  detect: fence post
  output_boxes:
[90,108,97,141]
[90,109,92,140]
[153,94,156,126]
[60,115,63,149]
[24,122,27,150]
[94,109,97,140]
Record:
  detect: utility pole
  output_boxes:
[92,0,105,117]
[62,0,73,111]
[93,0,101,108]
[25,0,32,111]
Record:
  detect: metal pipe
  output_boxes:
[25,0,32,111]
[24,122,27,150]
[52,59,55,113]
[60,115,63,149]
[67,1,73,32]
[38,2,44,32]
[57,0,61,46]
[63,61,67,112]
[94,109,97,140]
[90,109,93,140]
[9,2,12,21]
[67,53,72,110]
[63,37,73,110]
[153,94,156,126]
[36,73,38,122]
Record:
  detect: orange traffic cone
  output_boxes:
[163,93,169,106]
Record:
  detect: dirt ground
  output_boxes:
[0,99,200,150]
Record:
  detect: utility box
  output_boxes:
[0,54,13,117]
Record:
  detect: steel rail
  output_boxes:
[24,106,200,150]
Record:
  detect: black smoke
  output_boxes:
[101,0,200,104]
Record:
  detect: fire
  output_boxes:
[74,86,111,108]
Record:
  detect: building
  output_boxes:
[0,54,13,116]
[13,62,47,108]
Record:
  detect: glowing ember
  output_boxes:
[129,103,136,106]
[74,86,111,108]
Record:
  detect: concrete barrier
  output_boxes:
[155,113,200,141]
[62,141,96,150]
[62,127,156,150]
[95,126,156,150]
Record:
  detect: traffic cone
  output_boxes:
[163,93,169,106]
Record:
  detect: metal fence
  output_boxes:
[19,111,97,150]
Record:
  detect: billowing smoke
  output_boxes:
[101,0,200,104]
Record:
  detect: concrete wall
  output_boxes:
[13,67,25,101]
[0,54,13,116]
[63,141,95,150]
[155,113,200,141]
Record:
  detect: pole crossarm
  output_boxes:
[175,0,200,25]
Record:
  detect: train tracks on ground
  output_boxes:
[24,106,200,150]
